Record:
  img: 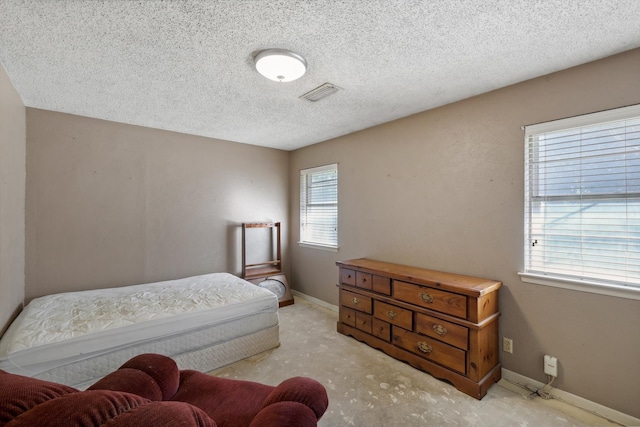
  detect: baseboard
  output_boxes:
[501,368,639,426]
[291,290,338,312]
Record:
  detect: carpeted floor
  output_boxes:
[211,297,618,427]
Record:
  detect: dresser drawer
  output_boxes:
[356,271,373,290]
[356,312,373,334]
[393,280,467,319]
[374,300,412,330]
[372,275,391,295]
[340,307,356,327]
[415,313,468,350]
[392,327,466,374]
[340,268,356,286]
[340,289,372,314]
[372,318,391,341]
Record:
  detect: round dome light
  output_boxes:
[254,49,307,82]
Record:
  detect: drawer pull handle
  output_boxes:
[352,297,360,305]
[419,292,434,303]
[386,310,397,320]
[417,342,433,354]
[433,324,448,336]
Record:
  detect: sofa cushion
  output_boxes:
[0,370,77,423]
[101,401,217,427]
[88,367,163,401]
[3,389,217,427]
[4,390,149,426]
[173,370,273,427]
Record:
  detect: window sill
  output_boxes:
[518,272,640,301]
[298,241,338,252]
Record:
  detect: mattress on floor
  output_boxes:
[0,272,280,388]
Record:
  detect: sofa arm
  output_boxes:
[260,377,328,420]
[250,401,318,427]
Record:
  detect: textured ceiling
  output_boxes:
[1,1,639,150]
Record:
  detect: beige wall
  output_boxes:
[290,49,640,417]
[0,65,26,334]
[26,110,290,300]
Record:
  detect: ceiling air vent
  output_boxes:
[300,82,341,102]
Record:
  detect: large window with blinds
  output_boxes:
[300,164,338,249]
[522,104,640,296]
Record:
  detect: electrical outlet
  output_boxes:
[544,354,558,377]
[502,337,513,354]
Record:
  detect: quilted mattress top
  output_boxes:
[0,272,275,358]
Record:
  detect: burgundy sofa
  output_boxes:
[0,353,328,427]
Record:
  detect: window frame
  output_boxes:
[520,104,640,301]
[299,163,338,251]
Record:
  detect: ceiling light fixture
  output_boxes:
[254,49,307,82]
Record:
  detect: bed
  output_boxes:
[0,272,280,389]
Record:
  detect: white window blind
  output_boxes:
[524,104,640,290]
[300,164,338,248]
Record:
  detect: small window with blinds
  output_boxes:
[522,104,640,296]
[300,164,338,249]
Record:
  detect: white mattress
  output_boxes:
[0,272,280,387]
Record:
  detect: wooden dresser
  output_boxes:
[336,258,502,399]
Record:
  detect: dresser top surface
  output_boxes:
[336,258,502,296]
